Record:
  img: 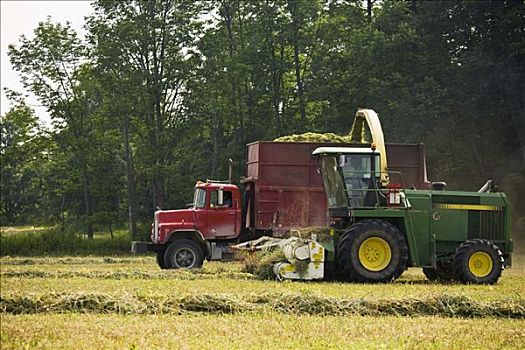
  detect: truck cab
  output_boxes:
[151,181,241,244]
[152,182,242,245]
[132,181,242,269]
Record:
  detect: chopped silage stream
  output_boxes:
[1,292,523,318]
[274,132,357,143]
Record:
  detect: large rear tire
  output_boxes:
[337,219,408,283]
[164,239,204,269]
[454,239,503,284]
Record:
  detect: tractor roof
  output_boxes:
[312,147,376,155]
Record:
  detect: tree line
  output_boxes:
[1,0,524,239]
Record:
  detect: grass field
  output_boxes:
[1,254,525,349]
[0,227,133,256]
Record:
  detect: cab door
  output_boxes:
[207,189,238,238]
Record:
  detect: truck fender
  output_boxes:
[165,230,210,257]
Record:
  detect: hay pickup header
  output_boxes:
[132,109,512,284]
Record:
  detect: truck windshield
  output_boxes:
[320,153,381,210]
[194,188,206,208]
[338,154,380,180]
[320,156,348,210]
[338,153,380,207]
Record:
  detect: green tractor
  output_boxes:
[237,109,512,284]
[312,146,511,284]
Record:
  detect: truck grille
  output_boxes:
[154,212,159,242]
[468,210,505,241]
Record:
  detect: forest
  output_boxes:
[1,0,524,240]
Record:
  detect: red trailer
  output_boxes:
[132,141,431,269]
[243,141,430,236]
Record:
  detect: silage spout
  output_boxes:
[349,109,388,183]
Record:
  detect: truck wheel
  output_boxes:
[156,249,168,269]
[337,219,408,283]
[164,239,204,269]
[454,239,503,284]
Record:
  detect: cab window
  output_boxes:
[223,191,233,207]
[194,188,206,208]
[210,190,233,208]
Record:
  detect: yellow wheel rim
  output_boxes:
[358,237,392,271]
[468,251,493,278]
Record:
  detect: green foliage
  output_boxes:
[0,228,131,256]
[1,0,524,241]
[0,102,52,225]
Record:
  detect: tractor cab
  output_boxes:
[313,147,394,216]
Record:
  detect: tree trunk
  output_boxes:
[222,1,244,142]
[264,2,281,134]
[123,119,139,238]
[150,68,165,210]
[211,118,222,178]
[293,39,306,125]
[82,169,94,240]
[502,66,525,164]
[289,1,306,126]
[59,192,66,231]
[367,0,374,21]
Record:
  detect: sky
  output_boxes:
[1,0,93,124]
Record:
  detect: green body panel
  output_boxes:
[402,191,433,267]
[432,208,468,241]
[330,190,512,269]
[426,190,512,264]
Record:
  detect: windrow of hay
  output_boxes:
[177,294,251,314]
[0,257,151,265]
[0,269,254,281]
[2,292,524,318]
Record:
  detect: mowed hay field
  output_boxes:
[1,255,525,349]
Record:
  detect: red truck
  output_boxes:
[132,141,430,269]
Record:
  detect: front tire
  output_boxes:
[164,239,204,269]
[454,239,503,284]
[337,219,408,283]
[156,248,168,269]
